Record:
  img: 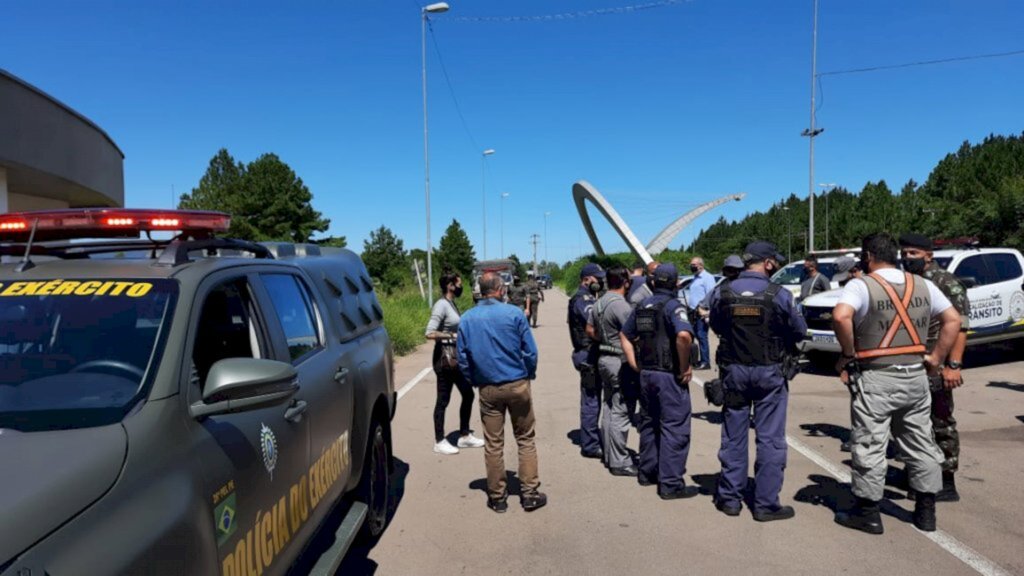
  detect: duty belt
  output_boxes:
[598,343,624,356]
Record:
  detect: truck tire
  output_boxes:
[356,419,390,542]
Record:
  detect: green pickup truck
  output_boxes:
[0,208,396,576]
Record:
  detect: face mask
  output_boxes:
[689,265,699,273]
[902,257,926,275]
[453,285,464,298]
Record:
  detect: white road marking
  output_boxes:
[397,367,432,400]
[693,376,1010,576]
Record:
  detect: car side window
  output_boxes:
[192,279,263,390]
[261,274,322,362]
[954,255,993,286]
[987,254,1023,282]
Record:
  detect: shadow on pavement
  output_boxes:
[319,457,411,576]
[693,410,724,425]
[799,422,850,446]
[794,473,854,514]
[566,429,582,446]
[988,381,1024,393]
[468,471,523,498]
[691,473,720,496]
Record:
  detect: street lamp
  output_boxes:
[421,1,450,309]
[544,211,552,269]
[782,206,792,262]
[818,182,836,250]
[500,192,509,258]
[481,148,495,259]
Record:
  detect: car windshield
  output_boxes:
[0,279,177,431]
[771,262,836,285]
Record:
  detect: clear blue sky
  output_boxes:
[5,0,1023,265]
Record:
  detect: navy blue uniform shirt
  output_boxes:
[707,270,807,353]
[621,289,694,342]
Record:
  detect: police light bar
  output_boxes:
[0,208,231,241]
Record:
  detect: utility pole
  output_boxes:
[801,0,823,253]
[481,148,495,258]
[543,211,551,271]
[530,233,540,277]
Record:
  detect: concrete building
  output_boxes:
[0,69,124,213]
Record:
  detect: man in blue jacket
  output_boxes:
[458,272,545,514]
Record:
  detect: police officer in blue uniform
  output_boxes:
[707,241,807,521]
[621,263,700,499]
[568,262,606,459]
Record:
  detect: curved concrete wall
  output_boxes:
[0,69,124,211]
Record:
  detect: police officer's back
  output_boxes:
[568,263,606,459]
[707,241,806,521]
[621,263,700,499]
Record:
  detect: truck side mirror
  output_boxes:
[190,358,298,419]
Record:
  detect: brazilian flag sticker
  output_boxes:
[214,492,238,546]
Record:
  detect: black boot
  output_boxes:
[835,497,884,535]
[913,493,937,532]
[936,472,960,503]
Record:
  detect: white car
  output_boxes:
[771,249,861,298]
[800,247,1024,353]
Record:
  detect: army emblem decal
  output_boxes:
[260,423,278,480]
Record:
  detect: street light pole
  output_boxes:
[500,192,509,257]
[818,182,836,250]
[801,0,823,253]
[481,148,495,259]
[421,1,449,309]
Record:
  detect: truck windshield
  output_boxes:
[771,262,837,285]
[0,279,177,431]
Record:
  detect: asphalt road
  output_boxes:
[339,289,1024,576]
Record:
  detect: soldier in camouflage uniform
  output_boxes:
[900,233,970,502]
[507,275,531,315]
[527,278,545,327]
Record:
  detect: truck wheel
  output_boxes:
[357,419,390,541]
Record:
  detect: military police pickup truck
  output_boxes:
[0,209,396,576]
[800,247,1024,353]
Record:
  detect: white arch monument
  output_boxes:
[572,180,744,265]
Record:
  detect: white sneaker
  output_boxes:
[434,439,460,455]
[457,434,485,449]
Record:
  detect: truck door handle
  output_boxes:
[284,400,308,423]
[334,367,350,384]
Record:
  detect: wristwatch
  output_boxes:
[945,360,962,370]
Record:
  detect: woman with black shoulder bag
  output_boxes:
[425,270,484,455]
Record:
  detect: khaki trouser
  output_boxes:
[478,379,540,500]
[850,366,943,501]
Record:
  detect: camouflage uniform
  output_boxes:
[923,260,970,472]
[527,280,545,327]
[508,283,530,313]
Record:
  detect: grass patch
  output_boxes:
[379,287,474,356]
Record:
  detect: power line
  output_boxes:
[426,19,481,152]
[818,48,1024,77]
[445,0,693,23]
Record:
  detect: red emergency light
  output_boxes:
[0,208,231,241]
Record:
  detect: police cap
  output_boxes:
[743,241,787,265]
[652,263,678,289]
[723,254,744,270]
[898,233,933,251]
[832,255,858,283]
[580,263,606,279]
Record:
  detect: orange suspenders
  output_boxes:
[855,272,927,360]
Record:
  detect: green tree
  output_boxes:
[313,235,347,248]
[180,149,330,242]
[362,226,408,293]
[436,219,476,279]
[179,148,244,215]
[507,253,529,280]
